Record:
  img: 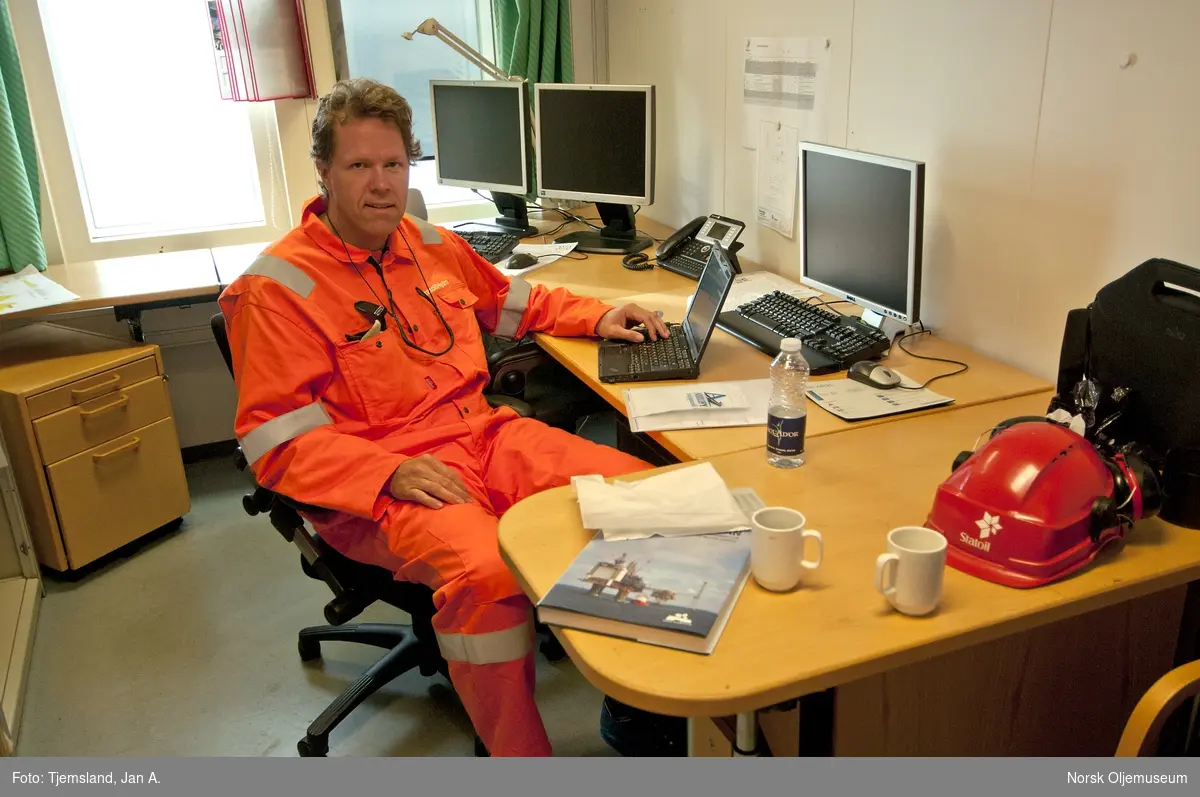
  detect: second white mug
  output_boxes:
[751,507,824,592]
[874,526,947,616]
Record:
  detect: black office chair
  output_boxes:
[209,312,584,757]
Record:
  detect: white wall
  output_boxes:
[608,0,1200,379]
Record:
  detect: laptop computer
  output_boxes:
[598,244,736,384]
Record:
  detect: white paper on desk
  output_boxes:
[721,272,819,312]
[0,265,79,315]
[806,374,954,421]
[741,36,830,150]
[498,243,577,277]
[600,487,768,542]
[756,120,799,238]
[571,462,752,540]
[625,379,771,433]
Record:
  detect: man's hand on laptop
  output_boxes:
[596,304,670,343]
[389,455,472,509]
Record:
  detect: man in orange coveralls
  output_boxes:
[219,78,669,757]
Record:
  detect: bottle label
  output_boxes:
[767,412,807,457]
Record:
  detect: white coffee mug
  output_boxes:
[751,507,824,592]
[874,526,948,616]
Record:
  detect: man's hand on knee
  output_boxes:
[388,455,472,509]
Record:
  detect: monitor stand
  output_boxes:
[553,202,652,255]
[490,192,538,237]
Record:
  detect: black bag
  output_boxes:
[1054,258,1200,527]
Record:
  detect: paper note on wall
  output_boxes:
[742,36,830,150]
[756,121,800,237]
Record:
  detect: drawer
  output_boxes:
[26,356,159,421]
[33,376,172,465]
[46,417,190,569]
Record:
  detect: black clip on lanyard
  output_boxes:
[346,301,388,342]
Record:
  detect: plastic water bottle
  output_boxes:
[767,338,809,468]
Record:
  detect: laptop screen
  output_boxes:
[683,246,734,362]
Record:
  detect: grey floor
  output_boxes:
[16,449,620,757]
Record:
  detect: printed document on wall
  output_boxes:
[741,36,829,150]
[756,121,799,237]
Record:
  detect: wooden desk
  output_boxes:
[498,392,1199,755]
[3,251,222,342]
[532,288,1052,461]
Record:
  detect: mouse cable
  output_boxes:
[892,326,969,390]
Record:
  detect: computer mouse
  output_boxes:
[506,253,539,270]
[847,361,902,389]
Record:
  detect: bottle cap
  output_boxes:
[779,338,802,353]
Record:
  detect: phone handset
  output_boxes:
[655,216,707,260]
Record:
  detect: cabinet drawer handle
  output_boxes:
[92,437,141,463]
[79,395,129,419]
[72,374,121,403]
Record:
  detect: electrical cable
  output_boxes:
[892,324,969,390]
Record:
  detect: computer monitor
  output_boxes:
[429,79,535,236]
[798,142,925,326]
[533,83,656,254]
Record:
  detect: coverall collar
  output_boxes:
[301,194,410,267]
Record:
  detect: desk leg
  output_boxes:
[113,307,146,342]
[733,712,761,757]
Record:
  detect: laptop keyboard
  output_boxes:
[628,324,691,373]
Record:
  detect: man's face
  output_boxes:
[318,116,410,249]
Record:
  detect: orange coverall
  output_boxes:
[219,196,649,756]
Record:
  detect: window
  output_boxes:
[332,0,497,211]
[12,0,292,260]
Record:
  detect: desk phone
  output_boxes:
[655,214,745,280]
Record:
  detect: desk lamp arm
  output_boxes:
[402,18,519,83]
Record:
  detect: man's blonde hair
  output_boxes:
[310,78,422,177]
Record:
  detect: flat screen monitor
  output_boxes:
[798,142,925,326]
[533,83,655,206]
[429,80,530,196]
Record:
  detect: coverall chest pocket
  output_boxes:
[334,336,421,427]
[432,283,482,347]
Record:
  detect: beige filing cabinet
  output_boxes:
[0,420,41,756]
[0,323,191,573]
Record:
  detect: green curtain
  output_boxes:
[493,0,574,84]
[0,0,45,273]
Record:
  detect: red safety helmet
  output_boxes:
[925,417,1160,588]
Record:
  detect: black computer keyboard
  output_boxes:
[656,239,714,280]
[629,324,691,373]
[458,230,520,263]
[716,291,891,374]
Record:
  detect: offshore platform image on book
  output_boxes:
[582,552,706,607]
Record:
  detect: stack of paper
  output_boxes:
[0,266,78,315]
[572,462,764,541]
[624,379,771,433]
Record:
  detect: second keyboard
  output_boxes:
[458,230,520,263]
[716,291,891,374]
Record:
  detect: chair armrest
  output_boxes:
[487,337,549,396]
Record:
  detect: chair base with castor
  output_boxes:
[295,624,436,757]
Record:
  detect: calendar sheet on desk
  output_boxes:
[806,376,953,421]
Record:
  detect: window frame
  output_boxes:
[10,0,295,263]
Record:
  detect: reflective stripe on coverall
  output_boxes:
[218,195,650,756]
